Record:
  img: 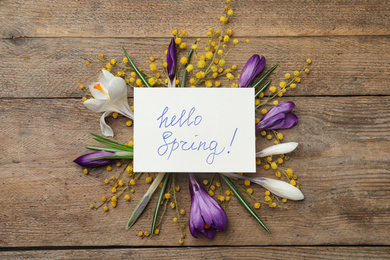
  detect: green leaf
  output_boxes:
[219,174,271,234]
[85,146,125,153]
[92,138,133,152]
[181,40,197,88]
[86,156,133,160]
[150,173,170,238]
[250,64,278,88]
[122,47,152,88]
[89,132,134,151]
[255,79,272,98]
[126,173,167,230]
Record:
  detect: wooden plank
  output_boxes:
[1,0,390,38]
[1,247,389,259]
[1,36,390,98]
[0,96,389,247]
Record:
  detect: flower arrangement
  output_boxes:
[75,0,311,243]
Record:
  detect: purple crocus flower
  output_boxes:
[238,54,266,88]
[73,151,116,167]
[256,101,298,131]
[167,38,176,88]
[188,173,228,239]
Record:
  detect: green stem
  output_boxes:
[96,185,129,209]
[250,64,278,88]
[114,161,132,186]
[181,40,197,88]
[122,47,152,88]
[151,173,170,238]
[206,173,215,191]
[173,175,185,236]
[156,181,173,228]
[115,63,168,87]
[255,79,272,98]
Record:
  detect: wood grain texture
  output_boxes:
[1,247,389,260]
[1,0,389,255]
[1,0,390,38]
[1,36,390,98]
[1,97,389,247]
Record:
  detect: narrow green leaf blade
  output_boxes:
[150,173,170,238]
[93,138,133,152]
[86,156,133,160]
[181,40,197,88]
[255,79,272,98]
[250,64,278,88]
[219,174,271,234]
[122,47,152,88]
[126,173,166,230]
[85,146,124,153]
[89,132,134,150]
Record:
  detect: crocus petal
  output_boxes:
[256,142,298,157]
[238,55,266,88]
[121,105,134,120]
[73,151,116,167]
[96,77,132,135]
[99,111,114,137]
[211,207,228,231]
[189,177,209,231]
[83,98,108,113]
[256,101,298,131]
[167,38,176,87]
[106,77,128,101]
[254,177,304,200]
[197,199,214,228]
[189,220,199,238]
[201,228,216,240]
[99,69,115,86]
[189,198,205,238]
[190,199,205,230]
[278,113,298,129]
[221,173,304,201]
[168,75,176,88]
[256,113,286,131]
[200,189,228,231]
[266,115,290,129]
[263,101,295,119]
[266,113,298,130]
[109,96,134,120]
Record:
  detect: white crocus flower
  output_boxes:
[84,70,134,137]
[256,142,298,157]
[222,172,304,200]
[254,177,304,200]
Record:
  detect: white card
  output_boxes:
[134,88,256,173]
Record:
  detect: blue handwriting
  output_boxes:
[157,106,202,129]
[157,131,225,165]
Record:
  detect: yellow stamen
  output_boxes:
[93,84,110,100]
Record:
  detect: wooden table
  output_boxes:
[1,0,390,259]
